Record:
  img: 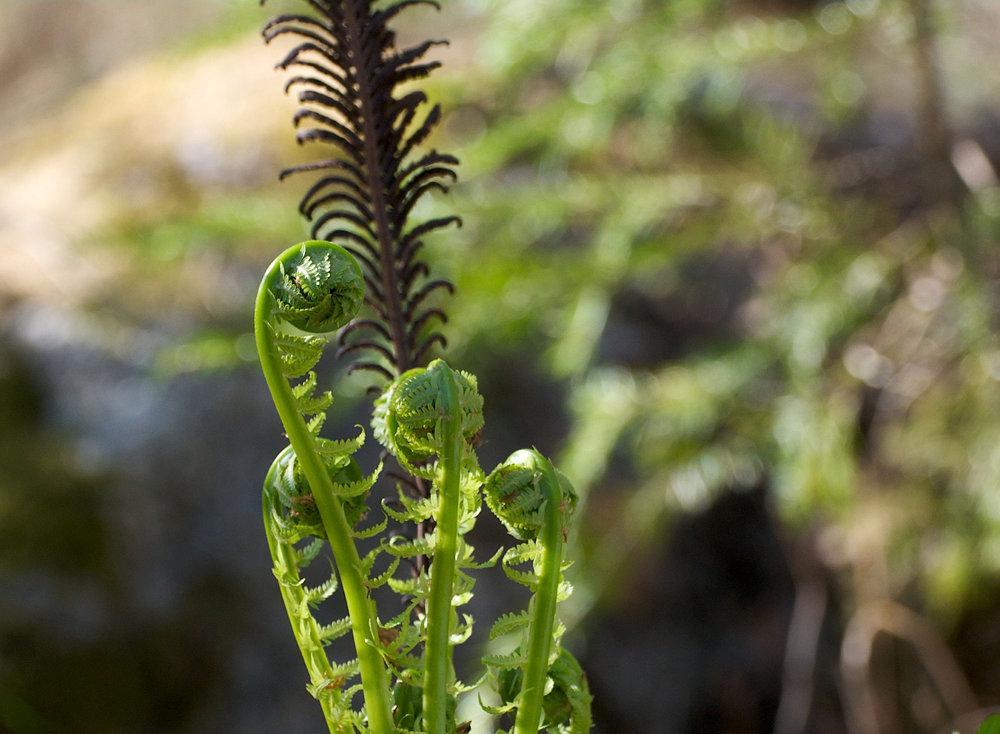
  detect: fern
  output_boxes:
[253,3,592,732]
[481,450,589,734]
[256,242,395,734]
[263,448,362,731]
[370,359,495,732]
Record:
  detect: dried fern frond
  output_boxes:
[263,0,460,384]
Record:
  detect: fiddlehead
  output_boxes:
[272,243,366,334]
[374,360,484,479]
[255,241,394,734]
[482,450,591,734]
[483,450,578,542]
[262,0,460,382]
[373,359,491,733]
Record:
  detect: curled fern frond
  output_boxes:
[373,359,484,479]
[481,449,590,734]
[263,448,365,730]
[483,449,579,541]
[263,245,364,443]
[270,431,377,536]
[273,241,365,333]
[263,0,461,381]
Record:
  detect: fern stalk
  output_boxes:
[513,456,563,734]
[255,243,393,734]
[421,364,462,734]
[338,1,414,373]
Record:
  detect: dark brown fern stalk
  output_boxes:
[262,0,461,574]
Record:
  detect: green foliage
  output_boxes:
[435,0,1000,636]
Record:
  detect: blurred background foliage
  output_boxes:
[0,0,998,732]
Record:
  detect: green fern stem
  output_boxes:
[421,363,462,734]
[254,243,393,734]
[514,456,564,734]
[262,454,343,732]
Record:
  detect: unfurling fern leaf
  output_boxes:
[270,430,377,534]
[372,358,493,732]
[484,449,579,541]
[373,359,483,478]
[256,242,394,734]
[263,447,361,731]
[482,450,586,734]
[273,241,365,333]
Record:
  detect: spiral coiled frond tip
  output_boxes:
[372,358,484,478]
[272,241,364,334]
[483,448,578,540]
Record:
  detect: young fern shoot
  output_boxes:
[255,242,394,734]
[373,360,489,732]
[263,447,362,731]
[254,2,593,732]
[483,452,592,734]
